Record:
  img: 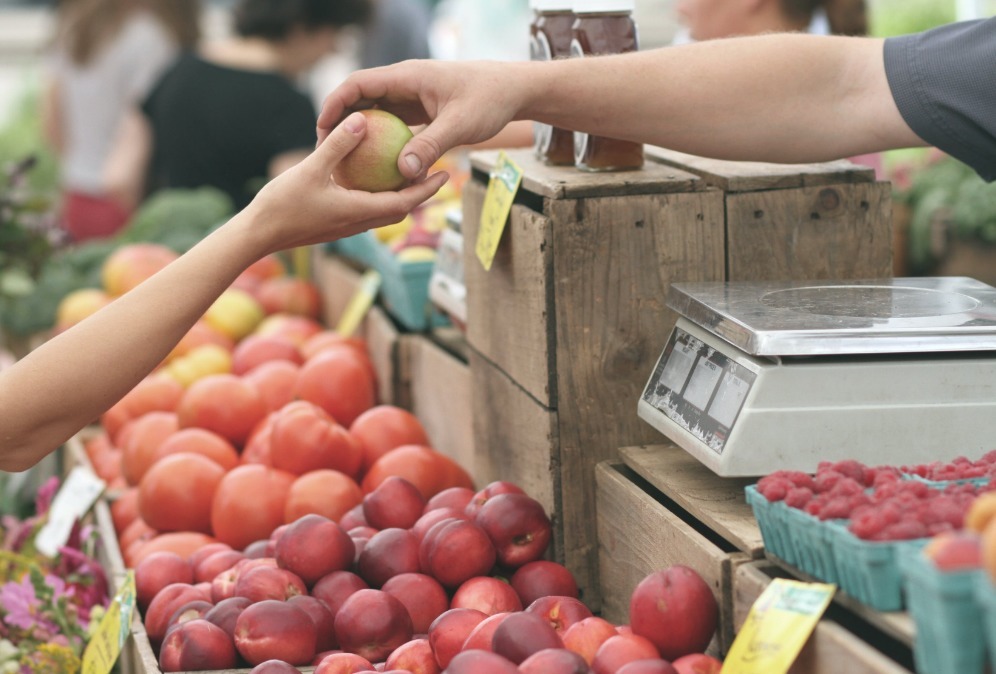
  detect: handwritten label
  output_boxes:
[475,151,523,271]
[35,466,105,557]
[722,579,835,674]
[336,269,382,337]
[82,571,136,674]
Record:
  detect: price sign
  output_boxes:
[336,269,382,337]
[475,151,523,271]
[722,579,835,674]
[35,466,105,558]
[82,571,136,674]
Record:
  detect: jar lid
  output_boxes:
[530,0,574,9]
[573,0,635,12]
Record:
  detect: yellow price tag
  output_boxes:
[722,579,835,674]
[82,571,136,674]
[475,151,523,271]
[336,269,382,337]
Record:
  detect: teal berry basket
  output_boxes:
[745,485,796,566]
[326,231,382,269]
[783,506,842,584]
[831,523,927,612]
[975,572,996,674]
[372,241,449,332]
[902,548,986,674]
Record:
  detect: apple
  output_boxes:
[461,611,513,652]
[381,572,450,634]
[427,608,488,669]
[248,660,302,674]
[363,476,427,530]
[332,109,414,192]
[333,589,414,662]
[629,566,718,661]
[562,616,618,664]
[312,570,369,619]
[512,560,579,606]
[357,528,421,587]
[159,619,237,671]
[591,634,661,674]
[384,638,440,674]
[135,551,193,611]
[671,653,723,674]
[475,493,552,567]
[520,648,593,674]
[314,652,376,673]
[465,481,526,518]
[492,611,565,664]
[234,599,317,665]
[233,564,307,602]
[451,576,523,615]
[444,650,521,674]
[617,660,680,674]
[420,519,496,588]
[526,595,593,635]
[204,596,252,640]
[276,514,355,585]
[289,594,338,653]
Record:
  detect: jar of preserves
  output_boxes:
[570,0,644,171]
[530,0,576,165]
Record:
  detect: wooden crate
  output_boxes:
[461,148,891,610]
[406,331,476,477]
[595,458,757,654]
[733,561,915,674]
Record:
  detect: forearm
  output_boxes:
[0,210,268,472]
[518,34,923,163]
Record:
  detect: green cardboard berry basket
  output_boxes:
[901,548,986,674]
[831,523,927,612]
[745,485,796,566]
[784,506,842,584]
[974,572,996,674]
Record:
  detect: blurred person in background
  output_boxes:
[359,0,432,69]
[41,0,201,242]
[104,0,371,213]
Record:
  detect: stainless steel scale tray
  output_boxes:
[667,277,996,357]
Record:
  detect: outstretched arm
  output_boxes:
[318,33,925,179]
[0,112,448,473]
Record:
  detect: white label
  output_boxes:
[684,358,723,411]
[35,466,106,557]
[660,342,696,393]
[708,371,751,428]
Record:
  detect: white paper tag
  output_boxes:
[35,466,106,557]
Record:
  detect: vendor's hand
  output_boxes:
[316,60,524,181]
[247,111,449,257]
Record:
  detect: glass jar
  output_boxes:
[530,0,576,165]
[570,0,644,171]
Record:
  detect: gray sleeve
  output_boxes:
[884,18,996,181]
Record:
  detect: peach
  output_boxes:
[195,549,246,584]
[425,486,476,513]
[248,660,302,674]
[289,595,337,653]
[334,589,413,663]
[465,481,525,518]
[462,611,513,652]
[357,528,421,587]
[159,619,237,671]
[492,610,564,664]
[592,634,661,674]
[923,530,983,571]
[618,660,680,674]
[443,650,520,674]
[381,573,450,634]
[526,595,594,635]
[413,508,469,543]
[475,493,552,568]
[233,565,307,602]
[512,560,579,606]
[165,599,214,634]
[189,542,234,569]
[420,519,496,589]
[520,648,592,674]
[629,566,718,661]
[672,653,723,674]
[384,638,440,674]
[276,514,355,586]
[451,576,523,616]
[427,608,488,669]
[563,616,619,664]
[234,599,317,666]
[340,504,368,530]
[145,582,210,648]
[363,476,427,530]
[312,570,369,618]
[204,596,252,640]
[135,551,193,611]
[314,652,376,673]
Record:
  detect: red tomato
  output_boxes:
[295,345,376,427]
[269,400,363,478]
[211,464,295,550]
[349,405,431,474]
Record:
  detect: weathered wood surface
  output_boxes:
[619,444,764,557]
[596,461,751,654]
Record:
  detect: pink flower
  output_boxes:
[0,577,41,631]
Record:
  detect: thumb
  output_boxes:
[313,111,367,166]
[397,116,463,180]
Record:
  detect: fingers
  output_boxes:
[312,112,367,165]
[397,116,466,180]
[350,170,451,224]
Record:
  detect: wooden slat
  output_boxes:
[646,146,875,191]
[550,188,727,616]
[469,149,704,199]
[618,444,764,557]
[408,335,476,480]
[312,249,360,326]
[363,305,404,407]
[725,181,894,281]
[733,562,914,674]
[595,461,749,654]
[463,179,557,406]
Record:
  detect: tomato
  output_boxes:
[361,444,475,499]
[349,405,431,474]
[284,469,363,524]
[230,334,303,376]
[138,452,226,534]
[211,464,295,550]
[176,373,268,447]
[295,345,376,427]
[153,427,240,472]
[300,331,370,362]
[110,487,140,535]
[130,531,219,566]
[243,360,300,413]
[120,411,179,486]
[241,413,276,466]
[269,400,363,478]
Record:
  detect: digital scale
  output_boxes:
[638,277,996,476]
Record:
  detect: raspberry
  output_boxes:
[784,487,814,509]
[927,522,954,536]
[813,471,845,494]
[757,476,792,502]
[804,501,822,517]
[876,520,928,541]
[847,493,871,511]
[871,481,900,502]
[849,511,887,539]
[784,471,816,491]
[831,460,867,485]
[829,478,864,498]
[897,480,931,499]
[819,497,852,521]
[980,450,996,465]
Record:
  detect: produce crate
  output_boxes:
[733,561,915,673]
[595,459,755,655]
[462,148,892,610]
[832,525,926,612]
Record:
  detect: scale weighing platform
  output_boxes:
[638,277,996,476]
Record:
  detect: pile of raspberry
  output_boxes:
[900,450,996,482]
[755,460,991,542]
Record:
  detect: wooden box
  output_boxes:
[461,149,891,610]
[595,444,765,654]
